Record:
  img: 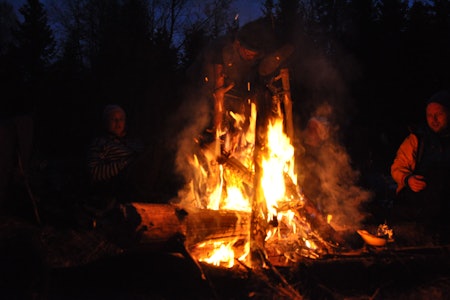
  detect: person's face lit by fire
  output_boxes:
[237,41,260,62]
[105,110,126,137]
[426,102,448,133]
[304,117,330,147]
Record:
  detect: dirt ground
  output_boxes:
[1,213,450,300]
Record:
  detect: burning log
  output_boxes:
[131,203,187,250]
[130,203,251,253]
[283,173,344,246]
[251,145,270,268]
[184,208,251,247]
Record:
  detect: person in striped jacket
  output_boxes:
[87,104,144,207]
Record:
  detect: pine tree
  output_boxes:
[15,0,55,83]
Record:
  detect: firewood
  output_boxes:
[221,154,340,243]
[130,203,251,251]
[131,203,187,249]
[185,208,251,247]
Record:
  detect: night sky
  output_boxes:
[9,0,265,24]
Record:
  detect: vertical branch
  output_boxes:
[280,68,294,143]
[250,145,268,268]
[250,88,272,268]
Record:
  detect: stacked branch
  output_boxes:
[222,154,341,247]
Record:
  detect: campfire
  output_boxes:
[116,60,441,299]
[182,118,336,269]
[173,67,343,270]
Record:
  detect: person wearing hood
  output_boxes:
[391,90,450,241]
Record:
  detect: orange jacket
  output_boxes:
[390,133,419,194]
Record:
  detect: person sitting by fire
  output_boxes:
[87,104,144,210]
[298,103,373,236]
[391,90,450,243]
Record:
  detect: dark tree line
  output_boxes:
[1,0,450,200]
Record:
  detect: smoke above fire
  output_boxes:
[172,91,213,205]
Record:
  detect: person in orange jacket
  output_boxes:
[390,90,450,242]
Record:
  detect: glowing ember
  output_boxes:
[196,239,250,268]
[199,241,235,267]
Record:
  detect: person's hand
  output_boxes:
[407,174,427,192]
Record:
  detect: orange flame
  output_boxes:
[187,115,325,267]
[262,118,296,221]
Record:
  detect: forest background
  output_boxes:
[1,0,449,206]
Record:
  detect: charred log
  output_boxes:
[130,203,252,254]
[251,145,270,268]
[131,203,187,251]
[283,173,344,246]
[184,208,250,247]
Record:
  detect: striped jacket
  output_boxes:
[87,133,144,183]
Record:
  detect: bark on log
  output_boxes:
[185,208,250,247]
[131,203,251,250]
[131,203,187,250]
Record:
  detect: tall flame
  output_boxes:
[262,118,296,221]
